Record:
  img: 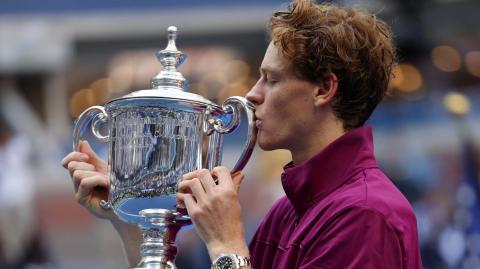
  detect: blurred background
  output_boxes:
[0,0,480,268]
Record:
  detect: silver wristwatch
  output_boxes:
[212,254,251,269]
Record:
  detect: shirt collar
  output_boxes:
[281,125,378,216]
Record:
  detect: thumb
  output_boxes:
[231,172,245,192]
[79,140,107,173]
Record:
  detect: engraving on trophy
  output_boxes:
[108,106,201,223]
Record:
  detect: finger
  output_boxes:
[61,152,89,168]
[67,161,96,176]
[79,141,107,172]
[187,178,207,205]
[178,180,193,194]
[231,172,245,192]
[196,169,216,194]
[176,193,185,208]
[72,170,107,192]
[211,166,233,187]
[176,192,188,209]
[182,169,202,181]
[76,175,109,205]
[183,194,200,218]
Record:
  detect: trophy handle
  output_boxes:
[213,96,257,174]
[73,105,110,150]
[72,106,111,209]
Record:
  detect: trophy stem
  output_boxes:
[134,209,183,269]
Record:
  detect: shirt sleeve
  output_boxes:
[300,206,404,269]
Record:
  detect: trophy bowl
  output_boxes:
[72,26,256,269]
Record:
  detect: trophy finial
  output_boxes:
[166,26,178,51]
[150,26,189,90]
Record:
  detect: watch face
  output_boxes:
[216,256,235,269]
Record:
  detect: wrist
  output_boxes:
[111,218,140,235]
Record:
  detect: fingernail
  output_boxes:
[80,140,90,147]
[80,154,89,161]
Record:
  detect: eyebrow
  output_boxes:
[259,66,282,76]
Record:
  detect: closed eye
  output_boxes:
[266,75,279,84]
[267,80,278,85]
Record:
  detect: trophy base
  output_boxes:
[133,261,176,269]
[135,208,191,269]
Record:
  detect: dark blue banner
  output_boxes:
[0,0,286,15]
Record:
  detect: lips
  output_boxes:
[254,112,262,128]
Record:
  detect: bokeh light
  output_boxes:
[465,51,480,78]
[89,78,112,104]
[431,45,462,72]
[69,88,95,117]
[390,63,423,93]
[443,91,471,116]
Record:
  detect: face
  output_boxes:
[246,42,319,152]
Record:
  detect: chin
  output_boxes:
[257,136,283,151]
[258,143,276,151]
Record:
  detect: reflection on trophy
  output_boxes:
[72,26,257,269]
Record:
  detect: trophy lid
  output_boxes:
[107,26,218,107]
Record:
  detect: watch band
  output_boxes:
[212,253,251,269]
[235,254,251,267]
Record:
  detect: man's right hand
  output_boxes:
[60,140,116,220]
[61,140,143,266]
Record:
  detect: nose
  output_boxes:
[245,78,263,106]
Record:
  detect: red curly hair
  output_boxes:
[270,0,397,130]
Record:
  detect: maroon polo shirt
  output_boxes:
[249,126,422,269]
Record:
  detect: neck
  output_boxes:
[290,117,346,165]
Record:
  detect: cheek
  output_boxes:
[267,94,291,116]
[275,95,311,121]
[279,99,315,135]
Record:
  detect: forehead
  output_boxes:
[260,42,293,74]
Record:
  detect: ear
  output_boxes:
[313,72,338,107]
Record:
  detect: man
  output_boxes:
[62,0,423,268]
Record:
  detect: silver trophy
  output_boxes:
[72,26,257,269]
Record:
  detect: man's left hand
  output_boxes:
[176,167,250,260]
